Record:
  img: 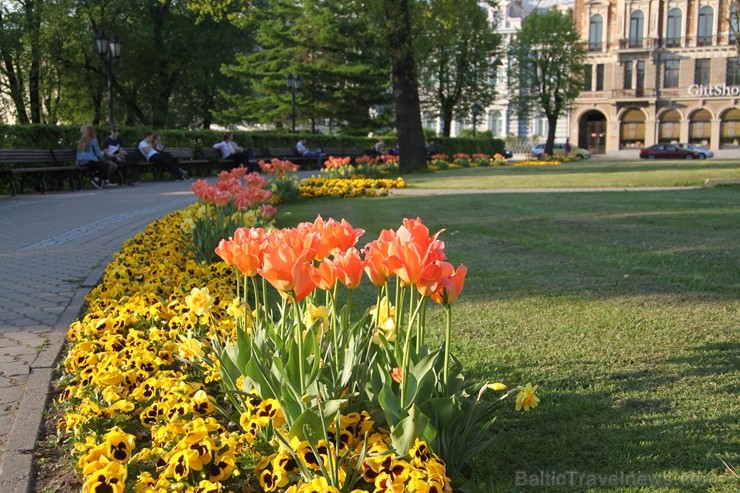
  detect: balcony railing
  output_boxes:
[617,34,734,50]
[611,88,656,98]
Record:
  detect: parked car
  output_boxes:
[530,143,591,159]
[675,143,713,159]
[502,148,513,159]
[639,144,702,160]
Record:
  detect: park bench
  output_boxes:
[0,149,80,196]
[201,147,263,173]
[268,147,321,169]
[137,147,209,180]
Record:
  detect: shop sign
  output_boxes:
[688,84,740,97]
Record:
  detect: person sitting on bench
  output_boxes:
[296,137,325,168]
[138,131,188,180]
[213,132,257,172]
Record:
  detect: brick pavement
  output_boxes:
[0,181,198,493]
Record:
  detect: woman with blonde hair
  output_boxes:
[76,125,117,189]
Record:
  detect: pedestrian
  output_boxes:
[564,138,572,156]
[76,125,117,189]
[138,132,189,180]
[102,126,133,186]
[213,132,257,172]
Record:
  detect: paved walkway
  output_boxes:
[0,178,705,492]
[0,181,198,493]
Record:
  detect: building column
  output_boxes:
[710,118,721,150]
[680,118,690,143]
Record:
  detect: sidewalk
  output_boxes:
[0,181,198,493]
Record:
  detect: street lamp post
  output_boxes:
[95,30,123,126]
[471,101,483,138]
[285,73,302,132]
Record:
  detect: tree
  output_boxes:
[415,0,502,137]
[383,0,427,171]
[732,0,740,54]
[508,7,585,156]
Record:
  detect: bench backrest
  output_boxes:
[343,148,364,157]
[165,147,194,160]
[324,147,344,157]
[0,149,55,165]
[201,148,221,161]
[52,149,77,165]
[268,147,300,158]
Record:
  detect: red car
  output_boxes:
[639,144,701,160]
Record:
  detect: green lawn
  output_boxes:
[278,178,740,492]
[403,159,740,189]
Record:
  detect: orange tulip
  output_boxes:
[391,367,402,383]
[416,260,451,297]
[362,230,396,287]
[214,238,237,266]
[334,248,364,290]
[431,264,467,305]
[310,259,338,291]
[384,218,446,287]
[259,245,315,301]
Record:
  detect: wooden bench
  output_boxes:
[268,147,322,169]
[200,147,263,174]
[0,149,80,196]
[136,147,208,180]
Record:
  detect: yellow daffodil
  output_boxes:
[515,382,540,411]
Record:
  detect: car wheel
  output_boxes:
[698,154,706,159]
[647,154,656,160]
[685,154,693,160]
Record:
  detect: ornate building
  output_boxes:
[572,0,740,154]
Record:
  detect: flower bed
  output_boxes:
[58,171,538,493]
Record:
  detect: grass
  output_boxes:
[403,159,740,189]
[277,176,740,492]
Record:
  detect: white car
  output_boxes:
[530,143,591,160]
[676,143,713,159]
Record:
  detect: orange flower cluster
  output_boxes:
[215,216,466,305]
[258,158,300,175]
[324,156,352,169]
[191,168,274,212]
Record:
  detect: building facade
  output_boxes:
[572,0,740,154]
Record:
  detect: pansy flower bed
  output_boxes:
[57,170,538,493]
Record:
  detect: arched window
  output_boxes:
[666,8,682,47]
[629,11,644,47]
[535,113,548,138]
[697,6,714,46]
[658,110,681,143]
[491,111,503,137]
[589,14,603,51]
[689,109,712,145]
[620,108,646,149]
[720,108,740,148]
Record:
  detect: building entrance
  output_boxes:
[578,111,607,154]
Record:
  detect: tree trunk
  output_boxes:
[545,113,558,156]
[441,104,453,137]
[384,0,427,172]
[23,0,43,123]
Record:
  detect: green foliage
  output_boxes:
[415,0,503,137]
[508,7,586,151]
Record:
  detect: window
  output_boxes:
[659,110,681,143]
[629,11,644,47]
[584,65,593,91]
[697,6,714,46]
[666,8,682,47]
[664,59,680,88]
[596,64,605,91]
[624,61,633,89]
[589,14,603,51]
[727,58,740,86]
[636,60,645,89]
[535,114,548,137]
[491,111,503,137]
[694,59,711,86]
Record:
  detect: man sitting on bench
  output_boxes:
[138,131,188,180]
[213,132,257,172]
[296,137,325,168]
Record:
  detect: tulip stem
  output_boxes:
[443,304,452,387]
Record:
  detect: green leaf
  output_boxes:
[390,405,430,457]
